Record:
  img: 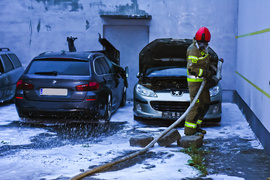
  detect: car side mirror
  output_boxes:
[125,66,129,78]
[136,72,140,78]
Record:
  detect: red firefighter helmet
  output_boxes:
[195,27,211,42]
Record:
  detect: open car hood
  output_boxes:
[139,38,218,76]
[139,38,192,75]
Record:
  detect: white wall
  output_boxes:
[0,0,238,98]
[237,0,270,133]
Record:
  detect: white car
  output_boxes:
[133,38,222,122]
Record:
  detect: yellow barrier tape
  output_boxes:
[236,28,270,38]
[235,71,270,99]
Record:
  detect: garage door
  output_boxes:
[103,25,149,100]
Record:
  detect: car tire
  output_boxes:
[120,87,126,107]
[17,111,29,119]
[204,117,221,123]
[212,117,221,122]
[103,94,112,122]
[134,114,143,121]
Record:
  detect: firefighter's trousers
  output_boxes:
[184,81,210,135]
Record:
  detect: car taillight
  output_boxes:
[75,81,100,91]
[16,80,34,90]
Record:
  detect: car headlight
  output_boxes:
[136,84,157,97]
[209,85,220,97]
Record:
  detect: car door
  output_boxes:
[7,53,24,90]
[0,54,15,101]
[95,57,119,109]
[0,57,6,101]
[103,57,124,108]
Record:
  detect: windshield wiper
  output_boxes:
[35,71,57,76]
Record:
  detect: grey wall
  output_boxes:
[236,0,270,142]
[0,0,238,100]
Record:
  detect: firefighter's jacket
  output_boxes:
[186,42,212,82]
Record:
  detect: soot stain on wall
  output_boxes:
[86,20,90,30]
[37,19,41,32]
[35,0,83,11]
[99,0,150,16]
[29,20,33,45]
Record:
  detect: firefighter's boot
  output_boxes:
[195,132,204,138]
[185,122,204,138]
[185,131,204,139]
[196,124,206,134]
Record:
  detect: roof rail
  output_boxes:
[0,48,10,51]
[38,51,53,56]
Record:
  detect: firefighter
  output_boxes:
[184,27,214,136]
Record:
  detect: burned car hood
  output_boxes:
[139,38,192,75]
[139,38,218,76]
[98,34,120,65]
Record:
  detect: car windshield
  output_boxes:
[27,59,90,75]
[146,66,187,77]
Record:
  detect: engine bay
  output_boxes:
[139,77,188,91]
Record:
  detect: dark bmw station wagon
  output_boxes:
[15,37,128,122]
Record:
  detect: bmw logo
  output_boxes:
[52,80,57,84]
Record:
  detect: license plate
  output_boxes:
[162,112,183,119]
[40,88,68,96]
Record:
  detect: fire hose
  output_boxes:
[71,80,207,180]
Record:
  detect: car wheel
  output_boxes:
[103,94,112,122]
[212,117,221,122]
[120,87,126,107]
[17,111,29,119]
[134,114,143,121]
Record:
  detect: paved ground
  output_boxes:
[199,103,270,180]
[134,103,270,180]
[1,102,270,180]
[203,137,270,180]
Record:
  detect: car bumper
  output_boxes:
[133,91,222,121]
[15,98,102,118]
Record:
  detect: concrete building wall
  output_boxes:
[236,0,270,153]
[0,0,238,100]
[145,0,238,102]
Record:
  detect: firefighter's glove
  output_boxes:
[208,76,219,86]
[212,76,219,84]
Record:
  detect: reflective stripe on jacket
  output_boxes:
[187,75,204,82]
[186,42,211,82]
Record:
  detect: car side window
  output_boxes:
[94,58,103,75]
[94,57,115,75]
[8,54,22,68]
[99,57,110,74]
[103,57,115,73]
[0,59,4,73]
[1,54,14,72]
